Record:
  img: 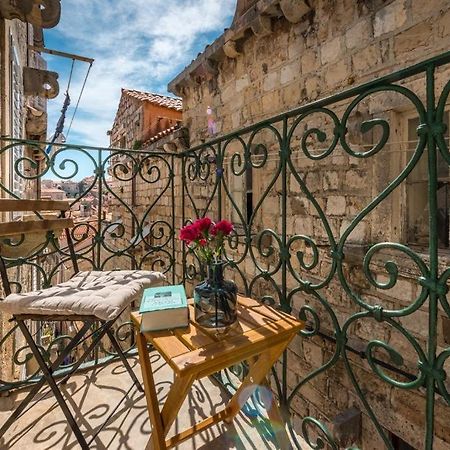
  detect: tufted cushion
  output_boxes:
[0,270,166,321]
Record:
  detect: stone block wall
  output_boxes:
[0,20,43,385]
[104,0,450,447]
[163,1,450,448]
[179,0,450,143]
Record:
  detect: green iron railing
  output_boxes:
[1,50,450,449]
[0,144,178,390]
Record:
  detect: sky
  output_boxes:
[43,0,235,179]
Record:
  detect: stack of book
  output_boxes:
[139,284,189,332]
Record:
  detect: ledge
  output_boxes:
[168,0,313,96]
[142,127,190,153]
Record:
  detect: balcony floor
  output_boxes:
[0,352,294,449]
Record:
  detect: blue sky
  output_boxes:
[43,0,235,179]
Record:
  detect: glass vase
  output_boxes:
[194,261,238,329]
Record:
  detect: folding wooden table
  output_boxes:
[131,295,303,450]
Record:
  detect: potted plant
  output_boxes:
[179,217,237,329]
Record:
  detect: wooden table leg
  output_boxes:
[136,331,167,450]
[161,373,195,434]
[224,340,288,422]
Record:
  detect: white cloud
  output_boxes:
[45,0,235,151]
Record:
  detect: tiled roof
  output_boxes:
[122,89,182,111]
[142,124,181,148]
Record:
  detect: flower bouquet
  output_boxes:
[180,217,237,328]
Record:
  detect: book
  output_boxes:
[139,284,189,332]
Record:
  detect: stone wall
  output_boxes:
[102,1,450,448]
[163,1,450,448]
[0,20,49,385]
[174,0,450,145]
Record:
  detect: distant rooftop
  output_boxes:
[41,187,64,193]
[122,89,182,112]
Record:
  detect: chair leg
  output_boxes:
[0,320,93,441]
[15,320,90,450]
[58,320,116,385]
[0,318,129,448]
[104,324,143,392]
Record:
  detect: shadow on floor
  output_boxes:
[0,354,281,450]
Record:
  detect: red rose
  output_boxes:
[199,238,207,247]
[179,224,201,243]
[194,217,212,234]
[211,220,234,236]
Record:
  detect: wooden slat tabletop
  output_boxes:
[131,295,303,376]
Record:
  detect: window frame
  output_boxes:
[406,110,448,249]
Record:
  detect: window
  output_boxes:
[406,113,449,248]
[245,164,253,224]
[10,36,24,200]
[390,433,417,450]
[228,160,253,229]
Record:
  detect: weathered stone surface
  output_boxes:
[223,40,241,58]
[305,171,321,192]
[394,21,434,56]
[321,36,343,65]
[235,74,250,92]
[345,18,372,50]
[345,170,366,189]
[302,340,323,367]
[290,195,306,214]
[352,43,382,72]
[411,0,450,22]
[301,48,320,73]
[330,407,362,447]
[323,171,339,190]
[279,0,311,24]
[280,61,300,85]
[263,71,279,92]
[288,36,304,61]
[326,195,346,216]
[373,0,408,37]
[262,90,280,112]
[438,8,450,37]
[324,59,349,87]
[134,2,450,448]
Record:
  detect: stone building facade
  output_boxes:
[108,89,186,274]
[109,89,182,149]
[0,2,60,202]
[165,1,448,449]
[0,2,61,384]
[108,0,450,448]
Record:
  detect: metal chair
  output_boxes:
[0,199,165,449]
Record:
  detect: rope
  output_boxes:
[66,62,93,140]
[45,58,75,153]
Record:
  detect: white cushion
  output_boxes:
[0,270,166,321]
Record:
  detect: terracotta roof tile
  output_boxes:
[142,124,181,148]
[122,89,182,111]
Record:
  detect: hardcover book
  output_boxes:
[139,285,189,332]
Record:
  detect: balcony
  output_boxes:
[1,51,450,450]
[0,355,289,449]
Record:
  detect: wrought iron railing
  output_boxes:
[2,49,450,449]
[0,143,178,389]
